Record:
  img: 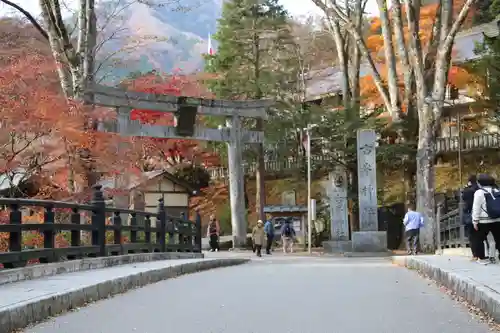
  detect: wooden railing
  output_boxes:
[0,185,202,269]
[208,155,330,180]
[208,134,500,180]
[436,207,467,249]
[435,134,500,152]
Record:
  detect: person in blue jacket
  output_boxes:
[264,217,274,255]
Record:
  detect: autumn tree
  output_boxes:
[1,0,196,193]
[312,0,478,251]
[0,19,163,198]
[205,0,296,222]
[118,71,218,187]
[0,19,92,197]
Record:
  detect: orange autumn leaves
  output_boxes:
[361,2,478,112]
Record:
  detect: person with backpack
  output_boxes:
[206,214,220,252]
[281,218,296,254]
[462,175,483,260]
[472,174,500,264]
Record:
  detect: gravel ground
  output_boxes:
[23,256,495,333]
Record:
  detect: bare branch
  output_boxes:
[312,0,393,116]
[0,0,49,40]
[376,0,400,117]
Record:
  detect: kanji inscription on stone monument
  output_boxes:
[356,129,378,232]
[328,167,349,241]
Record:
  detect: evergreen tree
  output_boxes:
[473,3,500,121]
[205,0,295,99]
[205,0,296,222]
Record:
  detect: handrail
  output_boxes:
[0,186,202,270]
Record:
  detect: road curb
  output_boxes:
[392,256,500,322]
[0,252,204,286]
[0,258,249,333]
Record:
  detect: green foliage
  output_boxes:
[203,0,298,163]
[473,0,500,24]
[217,203,232,235]
[314,106,387,172]
[472,6,500,128]
[204,0,295,100]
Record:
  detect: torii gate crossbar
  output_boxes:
[85,84,272,248]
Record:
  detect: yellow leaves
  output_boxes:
[366,35,384,53]
[420,4,439,18]
[447,66,476,89]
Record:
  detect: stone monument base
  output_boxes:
[351,231,387,252]
[322,240,352,253]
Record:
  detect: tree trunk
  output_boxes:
[403,161,416,207]
[416,104,438,252]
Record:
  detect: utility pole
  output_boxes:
[306,124,312,254]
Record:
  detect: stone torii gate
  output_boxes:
[84,84,272,248]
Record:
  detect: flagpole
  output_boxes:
[307,124,312,254]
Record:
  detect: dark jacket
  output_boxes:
[462,184,479,214]
[280,222,296,237]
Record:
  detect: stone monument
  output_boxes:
[352,129,387,252]
[322,165,352,253]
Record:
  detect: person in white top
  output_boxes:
[471,174,500,264]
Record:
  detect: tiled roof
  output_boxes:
[263,205,308,213]
[98,169,196,194]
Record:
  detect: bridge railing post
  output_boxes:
[436,202,443,254]
[195,210,202,252]
[41,204,55,263]
[112,211,123,255]
[157,198,166,252]
[91,185,107,257]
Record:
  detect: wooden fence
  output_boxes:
[0,185,202,269]
[208,134,500,180]
[436,206,466,249]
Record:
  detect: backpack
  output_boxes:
[283,224,292,237]
[482,188,500,219]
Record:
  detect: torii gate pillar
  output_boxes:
[226,115,246,247]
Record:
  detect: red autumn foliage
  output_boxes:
[0,19,219,200]
[123,71,220,170]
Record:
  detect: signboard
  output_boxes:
[281,190,296,206]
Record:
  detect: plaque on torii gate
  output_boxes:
[84,84,272,248]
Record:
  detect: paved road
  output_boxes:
[24,256,492,333]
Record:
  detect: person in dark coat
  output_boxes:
[206,214,220,252]
[462,174,489,260]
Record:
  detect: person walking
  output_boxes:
[264,217,274,255]
[281,218,296,254]
[403,204,424,255]
[252,220,265,257]
[206,214,220,252]
[461,175,487,260]
[472,174,500,264]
